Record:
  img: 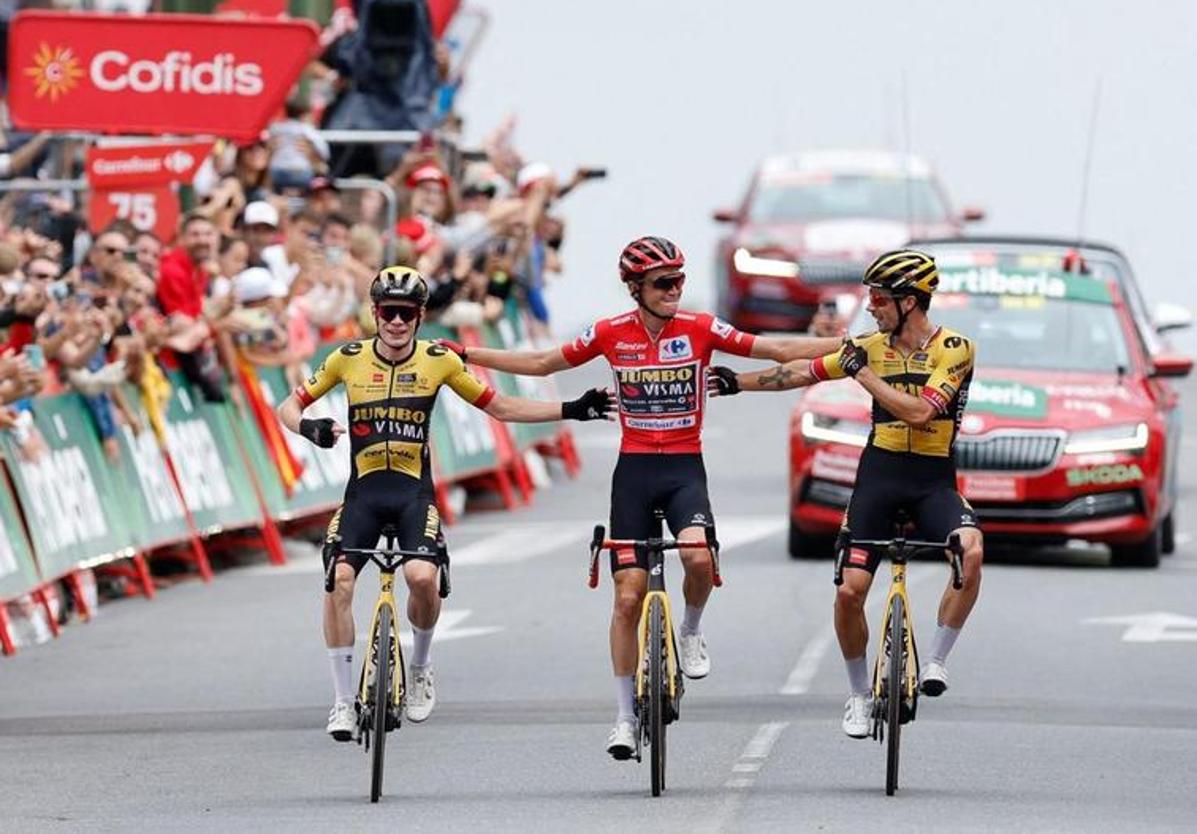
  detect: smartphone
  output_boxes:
[24,344,45,372]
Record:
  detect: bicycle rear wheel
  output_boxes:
[370,605,394,803]
[885,594,904,797]
[649,597,666,797]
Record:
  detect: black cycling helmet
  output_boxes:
[618,235,685,282]
[370,266,429,307]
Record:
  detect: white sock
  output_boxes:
[327,646,354,705]
[929,624,961,664]
[680,604,705,636]
[411,624,434,668]
[615,675,635,722]
[845,654,870,695]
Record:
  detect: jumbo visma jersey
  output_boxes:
[294,339,495,483]
[811,327,975,458]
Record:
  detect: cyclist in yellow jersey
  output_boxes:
[277,266,613,740]
[708,250,984,738]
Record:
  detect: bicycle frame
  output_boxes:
[873,556,919,708]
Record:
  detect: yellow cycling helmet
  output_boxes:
[370,265,429,306]
[863,249,939,297]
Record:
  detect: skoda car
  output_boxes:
[787,238,1192,567]
[712,150,982,332]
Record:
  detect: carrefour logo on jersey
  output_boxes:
[659,335,692,361]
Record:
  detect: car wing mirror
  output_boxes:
[1150,353,1194,379]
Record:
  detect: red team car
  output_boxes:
[712,150,982,332]
[788,238,1192,567]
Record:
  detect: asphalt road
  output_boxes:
[3,362,1196,833]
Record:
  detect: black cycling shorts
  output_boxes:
[843,446,978,575]
[608,453,713,573]
[323,475,444,578]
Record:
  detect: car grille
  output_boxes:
[954,431,1064,472]
[796,258,868,284]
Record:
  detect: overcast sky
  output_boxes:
[458,1,1197,354]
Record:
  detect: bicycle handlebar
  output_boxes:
[587,524,723,588]
[323,536,452,598]
[833,529,965,590]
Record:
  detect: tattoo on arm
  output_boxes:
[757,365,794,389]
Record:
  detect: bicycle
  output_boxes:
[833,519,963,797]
[587,511,722,797]
[323,525,450,803]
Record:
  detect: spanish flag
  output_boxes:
[235,356,304,497]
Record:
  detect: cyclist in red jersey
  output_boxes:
[439,236,839,757]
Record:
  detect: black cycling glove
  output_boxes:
[706,365,741,396]
[839,342,869,378]
[562,388,615,421]
[299,417,338,448]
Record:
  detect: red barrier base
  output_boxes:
[537,428,581,478]
[0,603,16,655]
[97,552,158,598]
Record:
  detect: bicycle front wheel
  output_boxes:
[649,597,667,797]
[370,605,394,803]
[885,594,905,797]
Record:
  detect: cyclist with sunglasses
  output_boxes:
[277,266,614,742]
[708,249,984,738]
[436,236,840,758]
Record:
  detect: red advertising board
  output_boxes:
[89,185,179,243]
[85,141,213,189]
[7,11,318,141]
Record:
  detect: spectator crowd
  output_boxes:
[0,1,603,464]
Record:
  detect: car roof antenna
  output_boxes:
[1071,76,1103,274]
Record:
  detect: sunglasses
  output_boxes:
[649,273,685,292]
[101,246,129,257]
[376,304,421,323]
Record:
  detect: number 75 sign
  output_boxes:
[86,140,212,242]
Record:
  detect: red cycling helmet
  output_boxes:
[618,235,685,282]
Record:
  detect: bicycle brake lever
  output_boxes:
[705,524,723,588]
[588,524,605,588]
[438,563,451,599]
[948,533,964,590]
[833,529,850,587]
[322,534,342,593]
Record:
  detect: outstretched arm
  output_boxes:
[482,387,614,423]
[438,339,571,377]
[750,334,843,363]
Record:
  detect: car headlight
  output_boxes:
[800,412,869,447]
[1063,422,1149,455]
[733,247,800,278]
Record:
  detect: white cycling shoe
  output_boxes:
[326,701,354,742]
[920,661,949,696]
[679,632,711,679]
[842,693,873,739]
[606,719,637,761]
[406,665,436,722]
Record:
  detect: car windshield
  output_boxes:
[850,290,1132,373]
[750,175,950,224]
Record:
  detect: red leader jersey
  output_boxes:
[561,309,756,454]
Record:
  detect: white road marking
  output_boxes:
[780,564,939,696]
[1175,532,1192,546]
[722,721,789,790]
[354,609,503,648]
[449,526,588,566]
[1084,611,1197,642]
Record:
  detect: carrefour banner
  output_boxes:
[0,396,133,579]
[7,11,318,140]
[480,300,562,450]
[0,477,40,600]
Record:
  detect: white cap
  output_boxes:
[243,201,279,228]
[516,161,553,194]
[233,267,286,303]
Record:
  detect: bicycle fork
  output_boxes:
[357,573,405,745]
[872,564,919,736]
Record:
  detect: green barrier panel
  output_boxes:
[162,374,262,534]
[0,475,41,600]
[236,346,351,521]
[110,385,194,551]
[0,395,134,579]
[480,299,562,449]
[419,324,506,480]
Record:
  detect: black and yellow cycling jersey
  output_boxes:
[295,338,495,483]
[811,327,975,458]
